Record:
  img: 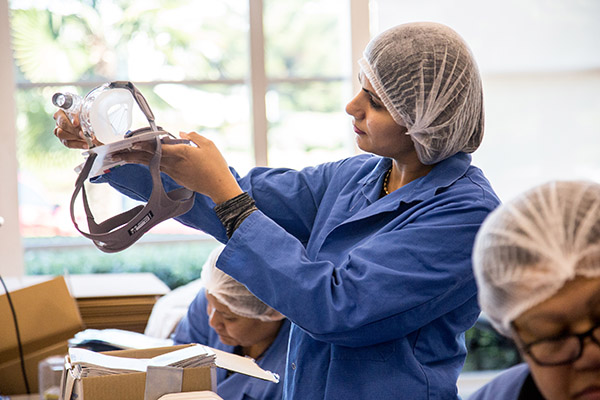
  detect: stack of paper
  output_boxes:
[68,344,216,378]
[70,328,174,350]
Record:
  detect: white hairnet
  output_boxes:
[202,245,284,322]
[472,181,600,337]
[359,22,484,165]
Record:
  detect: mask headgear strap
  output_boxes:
[109,81,158,132]
[69,130,194,253]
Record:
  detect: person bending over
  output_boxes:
[173,245,290,400]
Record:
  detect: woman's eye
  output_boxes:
[369,97,382,109]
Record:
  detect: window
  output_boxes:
[5,0,359,283]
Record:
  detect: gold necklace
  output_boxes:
[382,168,392,195]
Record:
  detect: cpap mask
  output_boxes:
[53,82,135,147]
[54,81,195,253]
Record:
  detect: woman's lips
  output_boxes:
[573,385,600,400]
[353,125,366,135]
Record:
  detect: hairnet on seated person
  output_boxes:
[359,22,484,165]
[202,245,284,322]
[472,181,600,337]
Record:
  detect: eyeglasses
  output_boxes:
[513,323,600,366]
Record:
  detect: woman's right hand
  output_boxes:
[53,110,103,149]
[111,131,244,204]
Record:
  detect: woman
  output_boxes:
[469,181,600,400]
[173,245,290,400]
[54,22,499,399]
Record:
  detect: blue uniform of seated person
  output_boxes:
[173,245,289,400]
[54,22,500,399]
[470,181,600,400]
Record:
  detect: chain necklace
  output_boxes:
[382,168,392,196]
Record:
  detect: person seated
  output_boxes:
[469,181,600,400]
[172,245,290,400]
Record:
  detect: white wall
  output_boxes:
[373,0,600,202]
[0,0,24,277]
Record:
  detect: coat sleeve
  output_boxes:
[94,161,339,243]
[216,190,494,348]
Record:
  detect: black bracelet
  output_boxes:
[214,192,258,238]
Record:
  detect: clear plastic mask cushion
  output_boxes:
[88,88,134,143]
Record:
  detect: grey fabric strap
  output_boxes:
[70,135,195,253]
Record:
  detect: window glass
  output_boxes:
[267,81,354,169]
[10,0,248,82]
[9,0,251,277]
[263,0,353,168]
[10,0,353,283]
[263,0,349,79]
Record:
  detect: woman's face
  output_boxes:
[206,293,280,349]
[512,276,600,400]
[345,74,414,159]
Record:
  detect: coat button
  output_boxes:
[291,362,296,370]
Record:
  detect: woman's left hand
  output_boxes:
[113,131,243,204]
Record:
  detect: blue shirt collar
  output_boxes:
[358,152,472,203]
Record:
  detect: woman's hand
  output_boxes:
[53,110,103,149]
[114,131,244,204]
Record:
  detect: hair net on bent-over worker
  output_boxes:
[472,181,600,337]
[359,22,484,165]
[202,245,284,322]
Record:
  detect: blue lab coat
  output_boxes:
[172,288,290,400]
[97,152,500,399]
[468,364,542,399]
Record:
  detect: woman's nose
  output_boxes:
[208,309,223,329]
[345,91,364,119]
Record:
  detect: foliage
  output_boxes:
[463,320,522,371]
[10,0,346,176]
[15,88,80,170]
[25,239,220,289]
[264,0,343,78]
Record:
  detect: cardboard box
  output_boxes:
[3,273,170,333]
[0,276,84,395]
[62,344,279,400]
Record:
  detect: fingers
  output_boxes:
[53,109,80,128]
[53,109,65,121]
[179,131,209,147]
[53,126,89,150]
[54,111,82,136]
[53,109,102,149]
